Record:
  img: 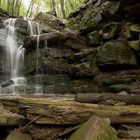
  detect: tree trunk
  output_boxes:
[68,0,74,10]
[0,96,140,125]
[75,93,140,105]
[17,0,22,16]
[26,0,35,17]
[51,0,57,16]
[60,0,66,18]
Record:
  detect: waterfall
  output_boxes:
[0,17,45,95]
[2,18,26,95]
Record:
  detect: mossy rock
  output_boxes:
[130,24,140,39]
[87,31,102,45]
[128,40,140,51]
[70,61,99,78]
[97,41,138,68]
[68,116,117,140]
[108,84,130,93]
[101,22,120,40]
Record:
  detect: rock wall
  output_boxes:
[0,0,140,94]
[67,0,140,93]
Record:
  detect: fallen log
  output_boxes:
[75,93,140,105]
[0,96,140,125]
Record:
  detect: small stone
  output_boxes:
[118,91,129,95]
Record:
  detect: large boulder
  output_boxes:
[97,41,138,69]
[68,116,117,140]
[35,12,65,32]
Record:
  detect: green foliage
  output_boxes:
[0,0,85,18]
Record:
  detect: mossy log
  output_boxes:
[75,93,140,105]
[0,96,140,125]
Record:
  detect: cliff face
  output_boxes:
[0,0,140,94]
[66,0,140,94]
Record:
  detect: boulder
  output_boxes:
[100,22,120,40]
[69,61,98,78]
[97,41,138,69]
[128,40,140,51]
[6,131,32,140]
[123,23,133,39]
[87,31,102,45]
[130,24,140,39]
[35,12,65,32]
[108,84,130,93]
[0,80,14,87]
[68,49,97,63]
[68,1,120,32]
[68,116,117,140]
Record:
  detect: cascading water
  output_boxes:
[2,18,26,95]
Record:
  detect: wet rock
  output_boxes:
[97,41,138,70]
[68,116,117,140]
[87,31,102,45]
[6,131,32,140]
[0,80,14,87]
[101,22,120,40]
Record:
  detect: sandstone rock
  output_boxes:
[97,41,138,69]
[130,24,140,39]
[109,84,130,93]
[68,116,117,140]
[87,31,102,45]
[101,22,120,40]
[68,1,120,32]
[128,40,140,51]
[68,49,96,63]
[35,12,65,32]
[0,104,25,126]
[6,131,32,140]
[70,61,98,78]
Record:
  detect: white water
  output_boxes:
[4,18,26,95]
[0,18,44,95]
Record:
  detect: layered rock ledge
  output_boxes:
[0,95,139,139]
